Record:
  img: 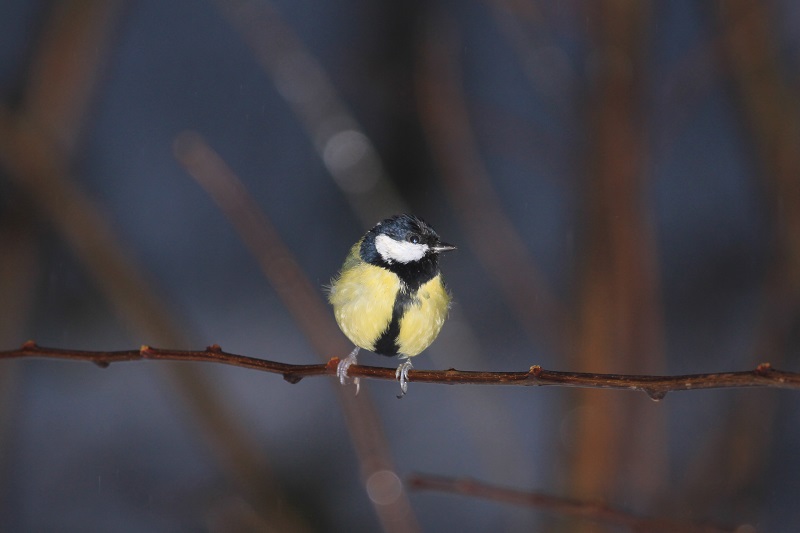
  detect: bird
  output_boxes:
[328,214,455,395]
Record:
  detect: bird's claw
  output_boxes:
[337,347,361,394]
[395,360,413,397]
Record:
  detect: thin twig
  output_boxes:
[407,474,739,533]
[3,341,798,400]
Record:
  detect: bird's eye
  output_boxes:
[408,234,420,244]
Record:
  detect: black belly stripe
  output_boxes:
[373,287,414,357]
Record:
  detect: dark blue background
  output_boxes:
[0,1,797,531]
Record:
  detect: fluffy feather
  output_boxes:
[328,249,398,352]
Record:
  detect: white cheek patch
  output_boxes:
[375,234,429,264]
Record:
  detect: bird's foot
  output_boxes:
[395,359,413,397]
[337,347,361,394]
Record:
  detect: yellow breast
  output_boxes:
[396,275,450,356]
[329,261,399,352]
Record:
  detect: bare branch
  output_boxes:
[3,342,799,400]
[407,474,739,533]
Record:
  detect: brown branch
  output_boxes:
[407,474,739,533]
[3,341,799,400]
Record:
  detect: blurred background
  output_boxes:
[0,0,798,531]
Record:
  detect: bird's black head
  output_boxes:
[360,214,455,288]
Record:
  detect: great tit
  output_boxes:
[328,214,455,394]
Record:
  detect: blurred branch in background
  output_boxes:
[416,13,572,360]
[4,342,799,396]
[0,2,307,531]
[0,215,39,514]
[679,0,800,520]
[485,0,576,121]
[215,0,406,225]
[570,0,666,516]
[414,18,566,500]
[407,474,740,533]
[173,131,420,533]
[18,0,121,153]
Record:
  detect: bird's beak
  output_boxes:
[432,242,456,253]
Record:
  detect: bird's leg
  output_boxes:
[395,359,413,396]
[337,347,360,394]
